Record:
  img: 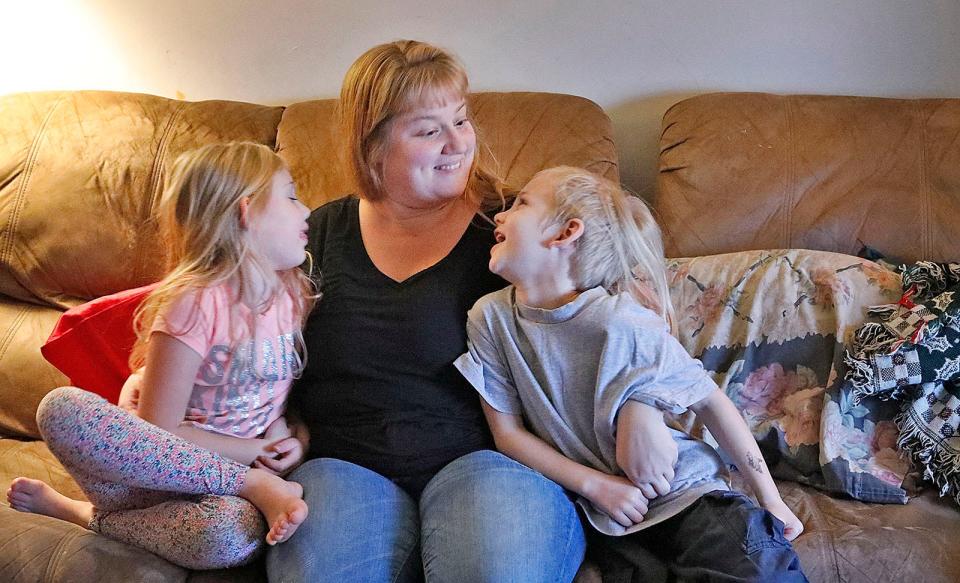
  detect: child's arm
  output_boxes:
[616,400,678,499]
[137,332,277,466]
[690,388,804,540]
[481,400,649,528]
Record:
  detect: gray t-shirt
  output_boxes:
[454,286,729,536]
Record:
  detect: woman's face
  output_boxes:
[379,92,476,208]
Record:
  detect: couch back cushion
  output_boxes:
[656,92,960,263]
[0,89,617,437]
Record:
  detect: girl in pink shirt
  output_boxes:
[7,142,315,569]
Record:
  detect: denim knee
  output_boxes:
[267,458,420,583]
[420,450,585,583]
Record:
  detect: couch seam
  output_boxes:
[43,528,86,583]
[784,96,797,249]
[133,101,188,283]
[916,101,930,258]
[0,96,64,267]
[0,305,28,364]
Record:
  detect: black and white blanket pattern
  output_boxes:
[845,261,960,505]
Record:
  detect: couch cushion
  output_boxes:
[656,93,960,263]
[0,301,67,437]
[781,480,960,582]
[0,91,284,311]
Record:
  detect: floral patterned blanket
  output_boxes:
[667,249,911,503]
[845,262,960,505]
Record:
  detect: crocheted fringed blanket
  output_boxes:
[845,261,960,505]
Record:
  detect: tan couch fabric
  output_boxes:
[657,92,960,262]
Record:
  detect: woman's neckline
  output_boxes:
[353,196,481,285]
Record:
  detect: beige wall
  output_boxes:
[5,0,959,194]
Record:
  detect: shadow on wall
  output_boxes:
[606,92,702,201]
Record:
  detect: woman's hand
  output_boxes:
[764,498,804,541]
[584,473,649,528]
[616,400,678,499]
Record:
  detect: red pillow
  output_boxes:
[41,284,157,403]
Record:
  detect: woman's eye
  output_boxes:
[456,118,469,127]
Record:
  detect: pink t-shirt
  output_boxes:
[153,284,301,438]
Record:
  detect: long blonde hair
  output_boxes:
[130,142,317,371]
[338,39,506,211]
[545,166,675,333]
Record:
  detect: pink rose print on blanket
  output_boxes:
[688,284,727,325]
[667,261,691,287]
[860,261,901,293]
[821,403,909,487]
[737,363,819,419]
[779,386,825,447]
[809,268,852,307]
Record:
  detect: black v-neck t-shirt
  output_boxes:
[293,196,504,495]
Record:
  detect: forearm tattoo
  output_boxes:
[746,452,765,474]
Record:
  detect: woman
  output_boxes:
[266,40,587,582]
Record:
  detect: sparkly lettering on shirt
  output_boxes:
[185,332,300,438]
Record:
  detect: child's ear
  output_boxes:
[550,218,584,248]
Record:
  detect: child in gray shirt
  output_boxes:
[455,167,806,582]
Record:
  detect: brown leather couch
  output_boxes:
[2,89,959,582]
[0,90,616,582]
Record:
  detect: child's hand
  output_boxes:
[585,474,649,528]
[256,416,309,477]
[616,401,678,499]
[764,498,804,541]
[255,437,305,477]
[118,369,144,413]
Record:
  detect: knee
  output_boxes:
[36,386,95,440]
[268,460,420,582]
[421,451,585,582]
[423,450,572,518]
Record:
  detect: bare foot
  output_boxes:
[240,469,308,545]
[6,477,94,528]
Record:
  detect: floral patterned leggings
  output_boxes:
[36,387,266,570]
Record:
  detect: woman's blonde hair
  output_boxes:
[544,166,675,333]
[338,39,505,210]
[130,142,317,371]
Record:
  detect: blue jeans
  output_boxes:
[266,450,586,582]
